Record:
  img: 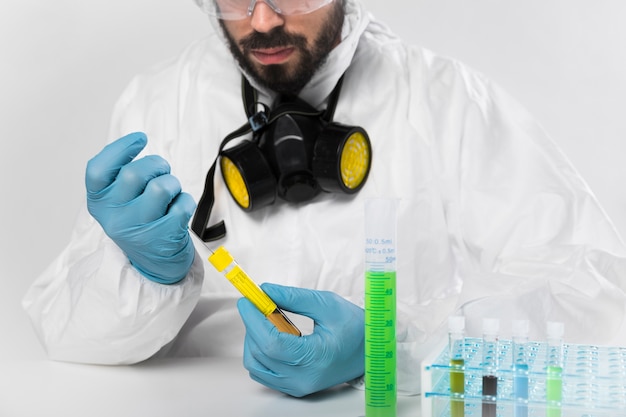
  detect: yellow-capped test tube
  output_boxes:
[208,246,301,336]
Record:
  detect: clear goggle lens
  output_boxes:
[197,0,335,20]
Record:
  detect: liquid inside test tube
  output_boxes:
[546,322,564,417]
[482,318,499,417]
[512,319,529,417]
[448,316,465,417]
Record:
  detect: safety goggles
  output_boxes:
[197,0,335,20]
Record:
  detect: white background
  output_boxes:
[1,0,626,361]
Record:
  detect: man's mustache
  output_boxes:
[239,27,307,51]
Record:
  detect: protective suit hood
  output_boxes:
[194,0,370,107]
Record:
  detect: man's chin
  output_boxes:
[252,67,305,94]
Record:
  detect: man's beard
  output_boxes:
[220,3,344,95]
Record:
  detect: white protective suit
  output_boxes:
[22,0,626,395]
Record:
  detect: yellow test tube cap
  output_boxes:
[208,246,234,272]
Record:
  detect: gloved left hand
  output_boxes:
[85,132,197,284]
[237,283,364,397]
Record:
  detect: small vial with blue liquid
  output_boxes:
[546,322,564,417]
[482,318,500,417]
[512,319,530,417]
[448,316,466,417]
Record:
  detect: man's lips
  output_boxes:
[251,47,295,65]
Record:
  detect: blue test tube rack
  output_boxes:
[421,337,626,417]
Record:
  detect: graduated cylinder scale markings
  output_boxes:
[364,198,398,417]
[365,265,397,415]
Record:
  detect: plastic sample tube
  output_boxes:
[208,246,301,336]
[546,322,564,417]
[482,318,500,417]
[448,316,465,417]
[512,320,530,417]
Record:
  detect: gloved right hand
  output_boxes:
[85,132,197,284]
[238,283,365,397]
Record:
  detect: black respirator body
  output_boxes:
[191,76,372,242]
[221,93,371,211]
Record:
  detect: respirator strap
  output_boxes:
[191,121,254,241]
[241,75,345,123]
[243,75,258,119]
[193,78,275,241]
[321,75,343,123]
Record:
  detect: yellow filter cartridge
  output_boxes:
[208,246,301,336]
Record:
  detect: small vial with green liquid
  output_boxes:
[448,316,465,417]
[546,322,564,417]
[482,318,500,417]
[512,319,530,417]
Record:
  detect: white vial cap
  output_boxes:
[512,319,529,338]
[547,321,564,339]
[448,316,465,332]
[482,318,500,335]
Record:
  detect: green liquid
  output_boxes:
[449,358,465,417]
[365,270,396,417]
[546,365,562,417]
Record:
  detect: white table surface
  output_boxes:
[1,255,422,417]
[0,354,422,417]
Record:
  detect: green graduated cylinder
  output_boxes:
[365,270,397,417]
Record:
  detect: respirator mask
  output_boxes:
[192,75,372,242]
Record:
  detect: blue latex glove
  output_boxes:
[237,283,364,397]
[85,132,197,284]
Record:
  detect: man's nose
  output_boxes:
[249,1,285,33]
